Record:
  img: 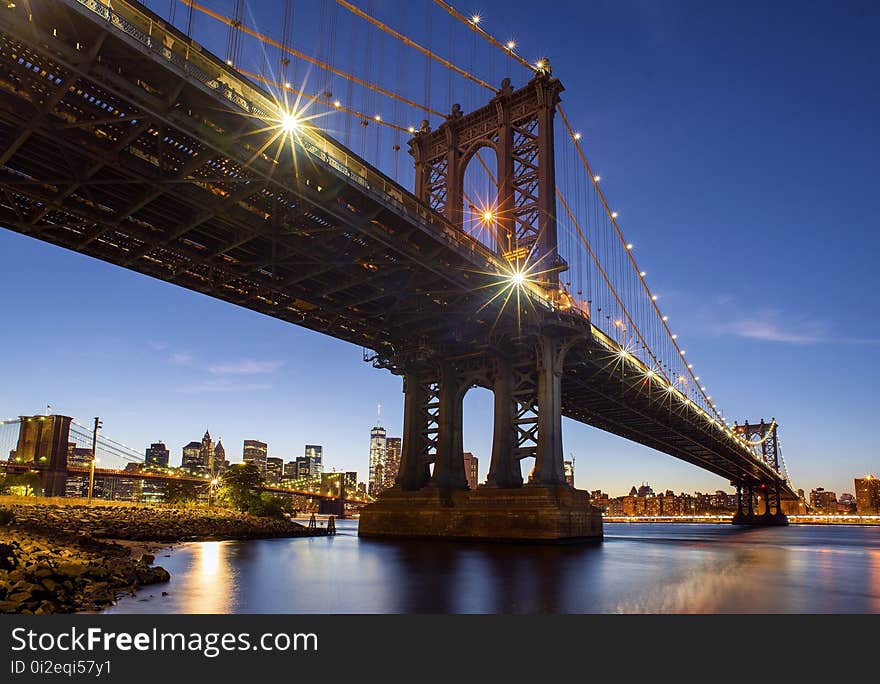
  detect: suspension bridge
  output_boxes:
[0,0,796,539]
[0,415,368,507]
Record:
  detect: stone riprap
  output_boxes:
[0,500,325,614]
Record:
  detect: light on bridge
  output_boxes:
[507,40,516,50]
[471,15,481,24]
[594,175,601,182]
[611,211,619,218]
[639,271,646,276]
[573,132,582,140]
[626,243,633,250]
[334,100,341,108]
[281,111,301,134]
[652,295,658,301]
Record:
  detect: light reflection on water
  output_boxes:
[106,521,880,614]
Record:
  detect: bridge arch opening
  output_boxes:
[461,386,493,489]
[460,144,501,253]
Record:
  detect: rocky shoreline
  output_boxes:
[0,499,327,614]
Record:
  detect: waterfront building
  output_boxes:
[283,460,299,480]
[145,442,170,468]
[64,445,92,498]
[384,437,401,489]
[344,471,357,493]
[243,439,268,475]
[368,421,387,497]
[463,451,479,490]
[198,430,213,476]
[212,440,228,477]
[855,476,880,515]
[296,445,323,482]
[809,487,838,513]
[181,440,202,473]
[838,492,857,513]
[266,456,283,484]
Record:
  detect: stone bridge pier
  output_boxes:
[358,333,603,542]
[732,482,788,526]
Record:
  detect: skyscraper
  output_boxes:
[181,441,202,473]
[369,420,387,497]
[199,430,213,475]
[855,476,880,515]
[304,445,323,474]
[384,437,401,490]
[463,451,479,490]
[145,442,170,468]
[266,457,283,484]
[283,460,299,481]
[243,440,268,475]
[212,440,228,477]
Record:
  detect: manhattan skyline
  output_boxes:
[1,0,878,496]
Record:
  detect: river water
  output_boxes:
[106,520,880,613]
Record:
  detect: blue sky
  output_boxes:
[1,0,878,496]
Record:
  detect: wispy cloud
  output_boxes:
[147,340,169,351]
[176,379,272,394]
[714,316,822,344]
[169,351,194,365]
[208,358,284,375]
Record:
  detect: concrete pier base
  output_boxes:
[358,485,603,542]
[732,511,789,526]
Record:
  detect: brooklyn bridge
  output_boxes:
[0,0,796,539]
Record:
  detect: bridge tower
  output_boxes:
[732,419,788,525]
[360,71,602,542]
[409,67,565,287]
[12,415,72,497]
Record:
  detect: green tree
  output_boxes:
[220,463,264,512]
[248,492,288,520]
[6,472,42,497]
[164,478,202,504]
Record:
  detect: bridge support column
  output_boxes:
[395,371,433,491]
[486,358,523,488]
[732,482,788,526]
[430,362,468,490]
[360,347,602,541]
[529,336,566,486]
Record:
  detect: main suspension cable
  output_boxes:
[335,0,497,92]
[179,0,444,118]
